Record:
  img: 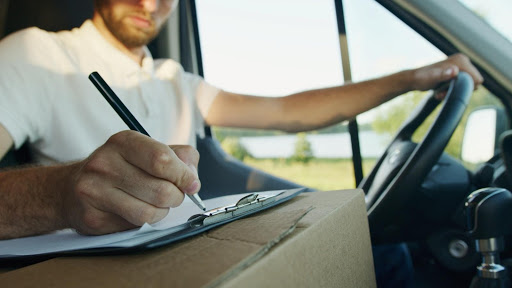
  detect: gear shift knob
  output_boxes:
[465,188,512,286]
[466,187,512,239]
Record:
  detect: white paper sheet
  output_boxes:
[0,191,281,257]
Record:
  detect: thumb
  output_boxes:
[441,65,459,81]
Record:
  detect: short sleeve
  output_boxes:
[154,59,221,142]
[182,72,220,119]
[0,28,54,149]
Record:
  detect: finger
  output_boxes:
[170,145,201,194]
[171,145,200,168]
[442,65,459,81]
[472,71,484,88]
[82,140,187,208]
[107,160,187,208]
[450,54,484,88]
[107,131,200,195]
[460,63,483,88]
[93,187,171,226]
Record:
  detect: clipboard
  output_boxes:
[0,188,306,265]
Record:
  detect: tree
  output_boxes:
[291,132,314,163]
[221,137,252,161]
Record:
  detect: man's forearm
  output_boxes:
[277,70,414,132]
[0,164,75,239]
[206,70,414,132]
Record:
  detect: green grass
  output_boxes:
[243,158,377,191]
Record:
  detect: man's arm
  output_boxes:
[205,54,484,132]
[0,130,201,239]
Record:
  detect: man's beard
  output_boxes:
[96,1,161,48]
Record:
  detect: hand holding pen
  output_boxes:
[88,71,206,211]
[63,130,203,235]
[57,72,206,236]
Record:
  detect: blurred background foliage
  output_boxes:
[372,86,503,159]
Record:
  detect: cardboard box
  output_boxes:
[0,189,375,287]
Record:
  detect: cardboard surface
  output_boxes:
[0,189,375,287]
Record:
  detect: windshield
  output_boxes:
[458,0,512,43]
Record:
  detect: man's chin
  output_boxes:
[116,28,156,47]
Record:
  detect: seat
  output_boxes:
[2,0,93,37]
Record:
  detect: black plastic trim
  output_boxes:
[190,0,204,78]
[190,0,211,137]
[335,0,363,186]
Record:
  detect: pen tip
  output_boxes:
[203,208,206,211]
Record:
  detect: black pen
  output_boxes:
[88,71,206,211]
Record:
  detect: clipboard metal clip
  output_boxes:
[187,191,285,228]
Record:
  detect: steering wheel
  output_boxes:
[360,72,474,241]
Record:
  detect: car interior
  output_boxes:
[1,0,512,287]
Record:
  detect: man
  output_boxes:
[0,0,483,240]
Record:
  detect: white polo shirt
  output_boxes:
[0,20,219,164]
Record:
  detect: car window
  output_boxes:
[195,0,506,190]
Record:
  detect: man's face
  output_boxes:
[95,0,177,48]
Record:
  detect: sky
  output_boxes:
[196,0,343,96]
[195,0,511,124]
